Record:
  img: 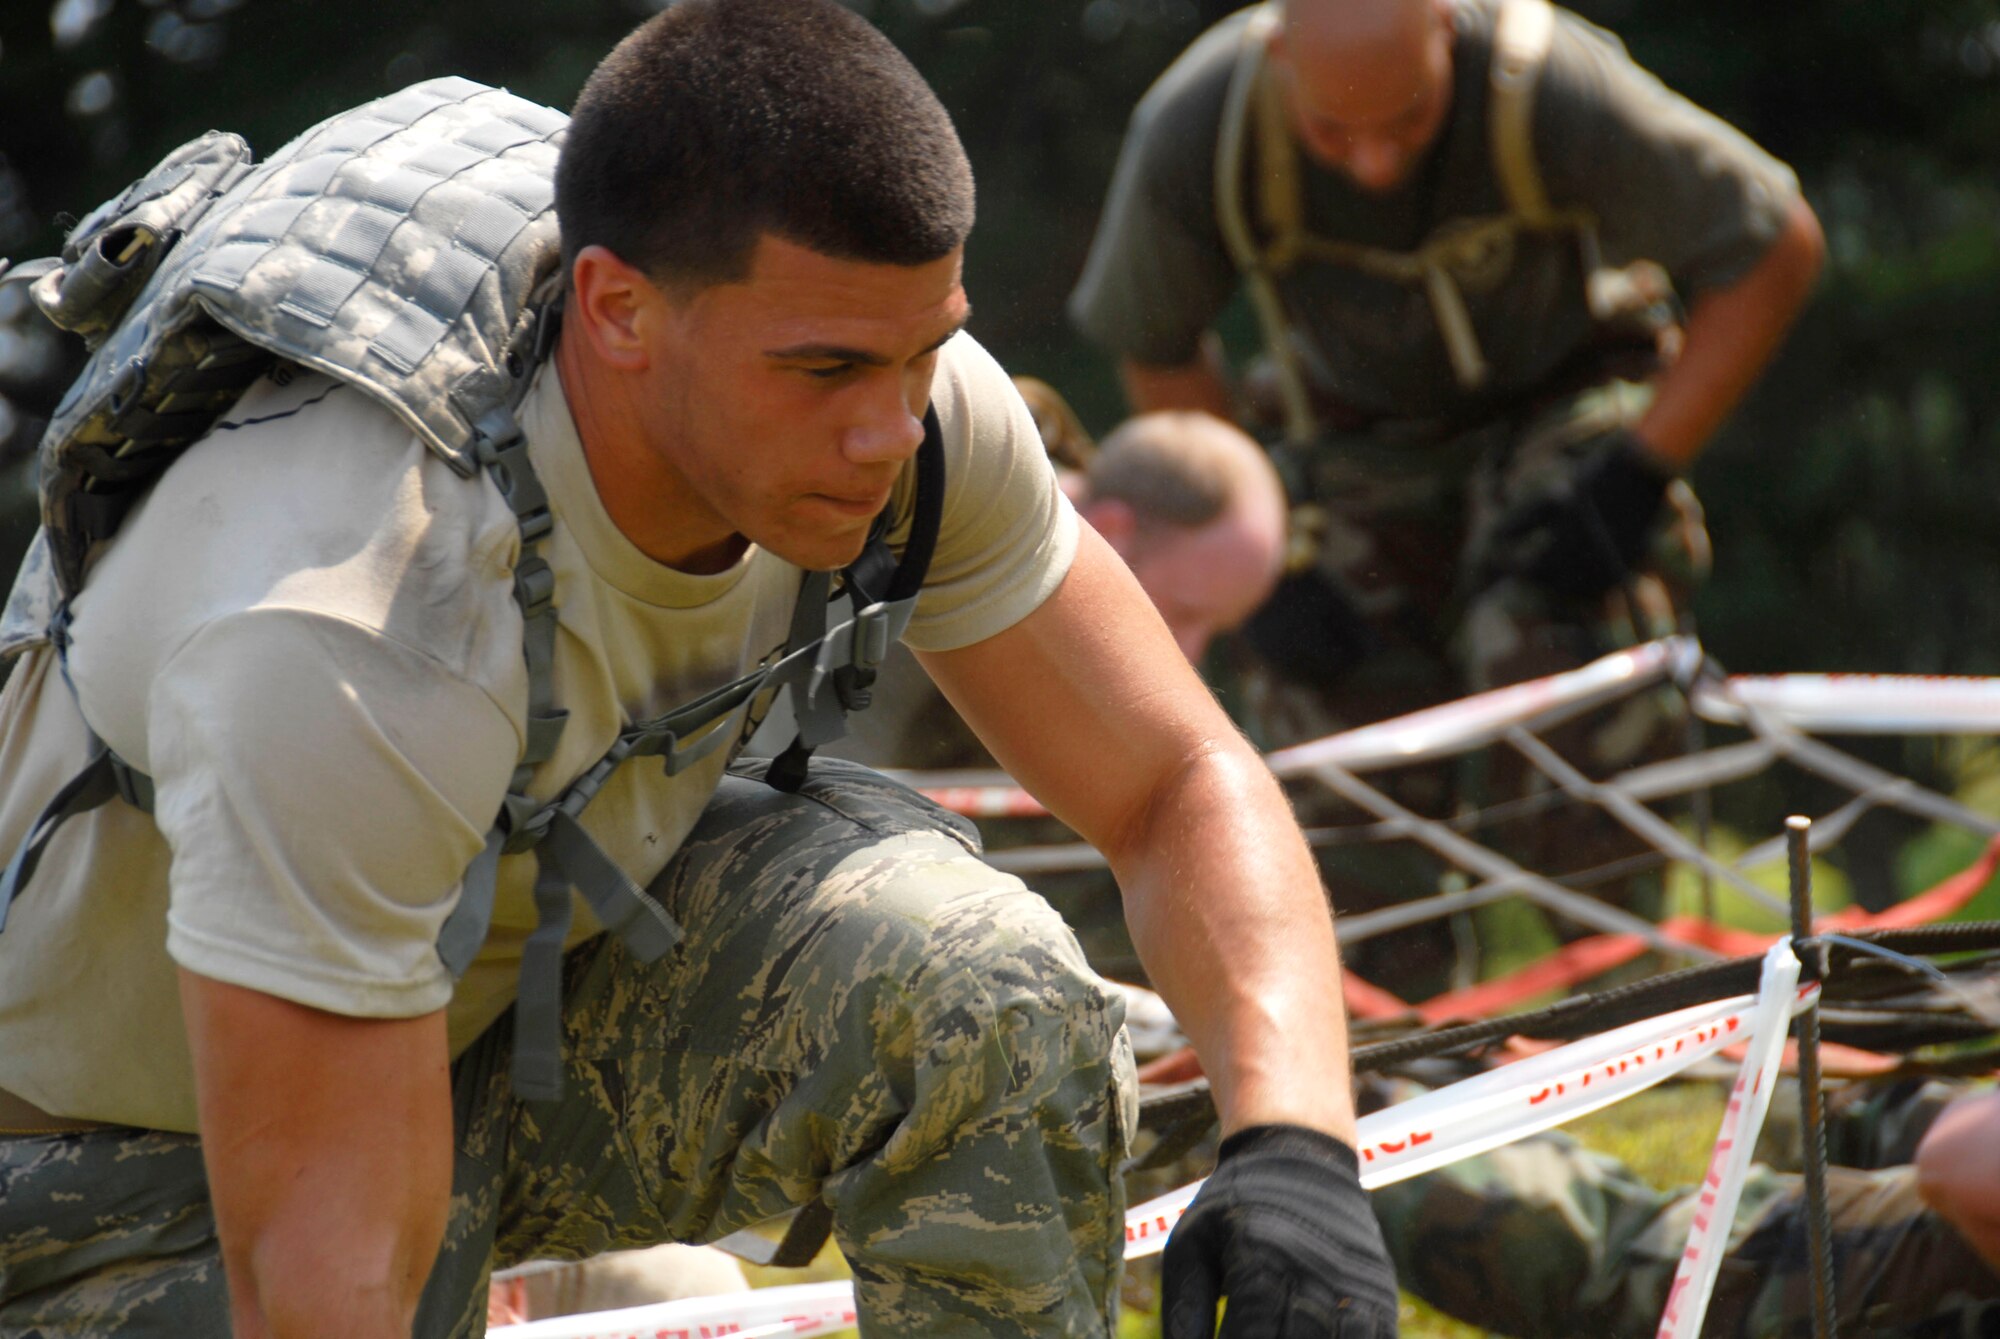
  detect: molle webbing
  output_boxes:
[31,77,567,599]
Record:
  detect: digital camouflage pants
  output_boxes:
[0,758,1137,1338]
[1372,1077,2000,1337]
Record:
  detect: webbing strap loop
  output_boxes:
[511,857,575,1102]
[109,754,155,812]
[505,811,685,1102]
[436,827,505,977]
[0,744,121,933]
[544,811,682,963]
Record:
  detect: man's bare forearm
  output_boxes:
[1636,196,1825,470]
[181,971,453,1338]
[919,533,1357,1144]
[1107,741,1357,1143]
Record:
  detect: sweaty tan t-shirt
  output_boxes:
[0,332,1075,1133]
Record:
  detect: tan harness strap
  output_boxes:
[1490,0,1560,224]
[1493,0,1637,325]
[1215,0,1609,409]
[1252,47,1304,272]
[1216,5,1318,444]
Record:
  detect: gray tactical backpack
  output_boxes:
[0,78,944,1099]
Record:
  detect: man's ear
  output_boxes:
[1079,497,1140,558]
[568,245,660,372]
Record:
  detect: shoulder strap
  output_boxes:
[1214,5,1318,444]
[1489,0,1560,225]
[1489,0,1651,325]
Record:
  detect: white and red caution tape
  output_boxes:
[1656,942,1804,1338]
[489,1278,858,1339]
[895,639,2000,820]
[1123,958,1814,1260]
[494,952,1814,1339]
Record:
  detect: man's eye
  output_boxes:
[800,364,852,380]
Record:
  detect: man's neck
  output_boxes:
[553,321,746,574]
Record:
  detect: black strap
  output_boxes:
[886,409,948,605]
[0,601,157,935]
[0,744,120,933]
[766,408,947,793]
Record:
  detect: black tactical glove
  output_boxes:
[1483,430,1675,600]
[1162,1124,1400,1338]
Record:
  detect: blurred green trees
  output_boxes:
[4,0,1999,682]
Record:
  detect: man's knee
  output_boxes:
[662,756,1131,1139]
[807,826,1129,1144]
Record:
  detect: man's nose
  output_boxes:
[842,388,925,465]
[1346,135,1403,190]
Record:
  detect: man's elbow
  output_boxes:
[1765,195,1826,311]
[237,1209,439,1337]
[1119,340,1233,420]
[1107,735,1273,863]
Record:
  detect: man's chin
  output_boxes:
[760,529,872,575]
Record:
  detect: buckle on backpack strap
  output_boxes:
[850,600,894,671]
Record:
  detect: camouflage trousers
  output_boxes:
[0,758,1137,1338]
[1372,1078,2000,1337]
[1235,382,1706,992]
[1244,379,1702,731]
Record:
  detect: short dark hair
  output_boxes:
[556,0,975,290]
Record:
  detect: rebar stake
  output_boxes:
[1788,814,1837,1339]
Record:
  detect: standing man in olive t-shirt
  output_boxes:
[1071,0,1822,741]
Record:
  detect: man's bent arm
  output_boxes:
[1635,196,1825,470]
[1119,335,1238,425]
[918,525,1354,1141]
[180,969,453,1338]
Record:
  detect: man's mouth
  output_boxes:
[809,492,889,519]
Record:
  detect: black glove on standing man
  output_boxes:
[1163,1123,1400,1338]
[1483,430,1675,600]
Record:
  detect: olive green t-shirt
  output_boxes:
[1069,0,1802,421]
